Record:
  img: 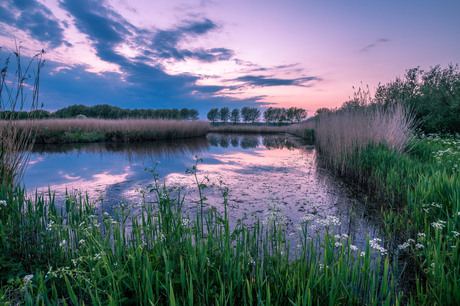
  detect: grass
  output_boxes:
[0,160,401,305]
[0,119,210,144]
[312,107,460,304]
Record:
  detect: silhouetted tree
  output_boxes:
[219,107,230,122]
[207,108,219,122]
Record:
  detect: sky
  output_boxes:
[1,0,459,116]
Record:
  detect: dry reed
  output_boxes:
[0,118,210,143]
[315,104,414,172]
[0,46,44,186]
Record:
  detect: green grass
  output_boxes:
[0,161,400,305]
[317,134,460,304]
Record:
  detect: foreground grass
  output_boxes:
[0,119,210,144]
[0,162,400,305]
[313,107,459,304]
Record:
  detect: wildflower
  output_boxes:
[94,253,102,260]
[300,214,315,223]
[417,233,426,238]
[316,215,341,227]
[334,234,341,240]
[0,200,6,207]
[334,241,343,248]
[452,231,460,237]
[398,242,410,250]
[360,252,366,257]
[415,243,424,249]
[59,239,67,248]
[350,245,358,251]
[407,238,415,243]
[431,221,445,229]
[206,257,210,265]
[341,233,349,239]
[24,274,33,282]
[79,239,85,244]
[181,218,190,227]
[370,238,387,255]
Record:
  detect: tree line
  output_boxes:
[0,104,200,120]
[207,107,307,124]
[315,64,460,133]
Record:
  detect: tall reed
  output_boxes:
[0,46,44,186]
[1,118,210,144]
[315,104,414,174]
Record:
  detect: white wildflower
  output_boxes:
[417,233,426,238]
[370,238,387,255]
[407,238,415,243]
[431,221,445,229]
[0,200,6,207]
[59,239,67,248]
[94,253,102,260]
[360,252,366,257]
[398,242,410,250]
[335,241,343,248]
[300,214,315,223]
[350,245,358,251]
[24,274,33,282]
[181,218,190,227]
[415,243,424,249]
[451,231,460,237]
[78,239,85,244]
[334,234,341,240]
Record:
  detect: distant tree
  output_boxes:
[263,107,275,123]
[241,107,260,123]
[207,108,219,122]
[219,107,230,122]
[188,109,199,120]
[230,108,240,123]
[315,107,331,116]
[292,107,307,122]
[180,108,190,120]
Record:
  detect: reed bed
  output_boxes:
[0,161,400,305]
[209,124,286,134]
[0,119,210,144]
[313,105,460,304]
[286,119,316,141]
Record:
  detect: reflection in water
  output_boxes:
[24,134,383,254]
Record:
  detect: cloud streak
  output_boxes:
[361,38,389,52]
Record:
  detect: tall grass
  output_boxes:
[315,105,414,174]
[312,104,460,304]
[0,118,210,144]
[0,46,44,187]
[0,161,400,304]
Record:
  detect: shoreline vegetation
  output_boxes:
[1,49,459,304]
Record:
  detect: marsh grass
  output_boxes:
[1,118,210,144]
[313,105,459,304]
[0,46,44,187]
[0,161,400,305]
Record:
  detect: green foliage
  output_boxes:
[207,108,219,122]
[50,104,200,120]
[374,65,460,133]
[230,108,240,123]
[0,163,400,305]
[241,107,261,123]
[264,107,307,124]
[219,107,230,122]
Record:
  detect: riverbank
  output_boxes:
[311,106,460,304]
[1,119,210,144]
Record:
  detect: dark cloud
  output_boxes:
[232,75,320,87]
[361,38,390,52]
[0,0,66,48]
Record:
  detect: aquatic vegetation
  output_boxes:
[0,162,400,304]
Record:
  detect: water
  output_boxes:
[25,133,384,252]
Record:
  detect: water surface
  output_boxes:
[26,134,383,251]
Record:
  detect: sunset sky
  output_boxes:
[1,0,459,116]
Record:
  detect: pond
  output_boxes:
[25,133,384,252]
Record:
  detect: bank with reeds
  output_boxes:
[0,119,210,144]
[308,105,460,304]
